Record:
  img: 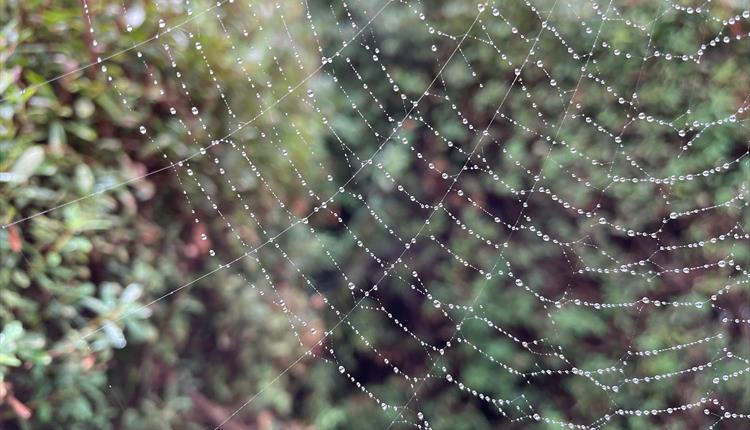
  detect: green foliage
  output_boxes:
[2,0,750,429]
[2,0,318,427]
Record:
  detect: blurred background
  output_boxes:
[1,0,750,428]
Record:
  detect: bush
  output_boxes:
[2,0,750,429]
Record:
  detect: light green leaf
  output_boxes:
[1,321,24,343]
[0,353,22,367]
[102,320,126,349]
[75,164,95,193]
[49,121,66,151]
[10,146,45,183]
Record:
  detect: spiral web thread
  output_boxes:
[16,0,750,428]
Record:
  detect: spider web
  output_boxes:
[11,0,750,428]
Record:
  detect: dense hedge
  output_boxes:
[2,0,750,429]
[1,1,324,428]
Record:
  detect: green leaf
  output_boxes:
[10,145,45,183]
[74,164,95,193]
[48,121,67,151]
[19,349,52,366]
[120,283,143,304]
[1,321,24,343]
[0,353,22,367]
[102,320,126,349]
[67,122,97,141]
